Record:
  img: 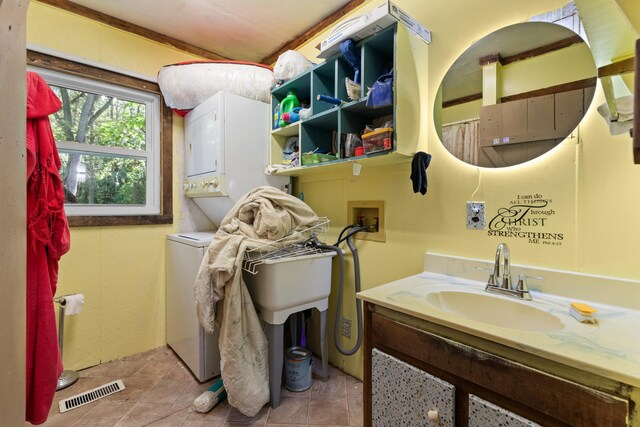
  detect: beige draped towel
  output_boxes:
[194,186,321,417]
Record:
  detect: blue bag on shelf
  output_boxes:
[339,39,361,84]
[366,69,393,108]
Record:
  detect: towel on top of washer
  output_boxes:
[194,186,320,417]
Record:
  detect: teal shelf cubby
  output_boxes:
[268,22,427,176]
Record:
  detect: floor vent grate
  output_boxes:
[58,379,125,413]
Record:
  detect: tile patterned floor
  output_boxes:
[42,346,363,426]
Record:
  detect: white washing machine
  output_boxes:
[168,92,288,382]
[166,232,221,382]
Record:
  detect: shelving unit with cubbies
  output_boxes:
[268,23,429,176]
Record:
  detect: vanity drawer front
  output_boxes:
[469,394,540,427]
[372,348,455,426]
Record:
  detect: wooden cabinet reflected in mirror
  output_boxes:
[437,21,597,168]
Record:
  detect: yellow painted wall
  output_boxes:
[500,43,596,96]
[295,0,640,378]
[27,2,203,369]
[616,0,640,31]
[442,99,482,124]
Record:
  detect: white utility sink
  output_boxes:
[426,290,564,333]
[243,251,335,325]
[243,250,335,409]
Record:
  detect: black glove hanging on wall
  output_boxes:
[410,152,432,195]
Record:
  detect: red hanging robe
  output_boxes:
[25,71,71,425]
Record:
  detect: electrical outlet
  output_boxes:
[341,317,352,338]
[466,201,485,230]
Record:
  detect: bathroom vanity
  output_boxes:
[358,254,640,426]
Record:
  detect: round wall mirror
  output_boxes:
[436,22,597,167]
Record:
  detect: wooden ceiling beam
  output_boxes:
[597,56,634,78]
[35,0,231,61]
[500,77,596,102]
[443,93,483,108]
[260,0,366,65]
[443,77,597,107]
[501,35,584,65]
[479,36,585,68]
[478,53,503,66]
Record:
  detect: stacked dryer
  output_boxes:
[167,91,289,381]
[182,90,289,223]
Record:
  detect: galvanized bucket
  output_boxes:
[284,346,313,392]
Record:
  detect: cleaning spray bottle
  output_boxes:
[279,91,300,128]
[273,102,280,129]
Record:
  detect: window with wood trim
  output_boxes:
[28,51,172,226]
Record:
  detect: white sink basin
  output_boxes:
[426,290,564,332]
[243,252,334,324]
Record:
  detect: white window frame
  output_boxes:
[30,66,161,216]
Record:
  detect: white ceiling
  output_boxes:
[68,0,352,62]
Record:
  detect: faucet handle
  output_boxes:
[517,274,544,286]
[516,274,543,300]
[476,266,497,288]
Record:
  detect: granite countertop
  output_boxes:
[357,270,640,388]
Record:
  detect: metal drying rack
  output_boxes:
[242,217,330,275]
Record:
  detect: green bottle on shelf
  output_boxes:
[279,90,300,128]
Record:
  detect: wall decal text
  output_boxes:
[487,193,562,245]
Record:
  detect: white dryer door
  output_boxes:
[185,94,223,177]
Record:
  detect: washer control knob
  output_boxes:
[189,182,197,190]
[182,183,189,191]
[211,178,219,187]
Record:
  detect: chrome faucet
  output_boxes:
[491,242,512,290]
[483,242,534,300]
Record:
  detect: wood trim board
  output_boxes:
[260,0,366,65]
[635,39,640,164]
[35,0,230,61]
[598,56,635,78]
